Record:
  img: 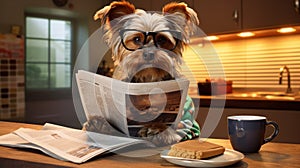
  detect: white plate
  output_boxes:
[160,149,244,167]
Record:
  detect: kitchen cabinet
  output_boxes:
[126,0,152,11]
[193,0,242,35]
[194,0,300,35]
[119,0,300,35]
[127,0,194,12]
[243,0,300,30]
[150,0,193,11]
[128,0,239,35]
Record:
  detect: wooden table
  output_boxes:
[0,121,299,168]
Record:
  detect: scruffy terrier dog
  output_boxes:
[83,1,200,146]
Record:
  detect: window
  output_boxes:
[25,16,72,89]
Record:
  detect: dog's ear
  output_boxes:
[94,1,135,25]
[162,2,199,37]
[162,2,199,28]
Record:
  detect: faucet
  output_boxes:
[279,65,292,93]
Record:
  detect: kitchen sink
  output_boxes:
[227,91,299,100]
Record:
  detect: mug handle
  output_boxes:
[264,121,279,144]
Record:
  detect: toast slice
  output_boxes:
[168,139,225,159]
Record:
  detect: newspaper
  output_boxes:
[75,70,190,136]
[0,123,151,163]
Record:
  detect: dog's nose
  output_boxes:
[143,51,154,61]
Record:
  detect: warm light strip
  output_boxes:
[206,36,219,41]
[277,27,296,33]
[189,26,300,43]
[237,32,255,37]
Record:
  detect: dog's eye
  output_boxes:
[133,36,142,44]
[156,35,168,44]
[155,34,175,50]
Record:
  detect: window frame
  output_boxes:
[25,13,74,100]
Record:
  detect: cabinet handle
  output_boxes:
[295,0,300,14]
[232,9,239,24]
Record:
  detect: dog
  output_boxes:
[83,0,200,146]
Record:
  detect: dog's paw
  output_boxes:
[82,116,121,136]
[138,123,182,146]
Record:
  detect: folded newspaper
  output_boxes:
[76,70,190,137]
[0,123,152,163]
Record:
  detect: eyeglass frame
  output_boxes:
[119,29,182,51]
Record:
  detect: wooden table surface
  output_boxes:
[0,121,299,168]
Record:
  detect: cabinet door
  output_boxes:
[243,0,300,29]
[127,0,193,12]
[194,0,242,35]
[127,0,152,11]
[150,0,194,11]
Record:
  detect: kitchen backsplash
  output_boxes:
[183,34,300,94]
[0,34,25,120]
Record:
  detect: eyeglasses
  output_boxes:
[119,29,181,51]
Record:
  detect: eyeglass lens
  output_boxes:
[120,30,179,51]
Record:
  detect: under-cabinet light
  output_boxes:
[206,36,219,41]
[237,32,255,37]
[277,27,296,33]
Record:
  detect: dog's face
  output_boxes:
[94,1,199,82]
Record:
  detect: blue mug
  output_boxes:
[227,115,279,153]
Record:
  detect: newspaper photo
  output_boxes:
[0,123,151,163]
[75,70,190,137]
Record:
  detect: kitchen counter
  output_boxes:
[1,122,300,167]
[191,93,300,111]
